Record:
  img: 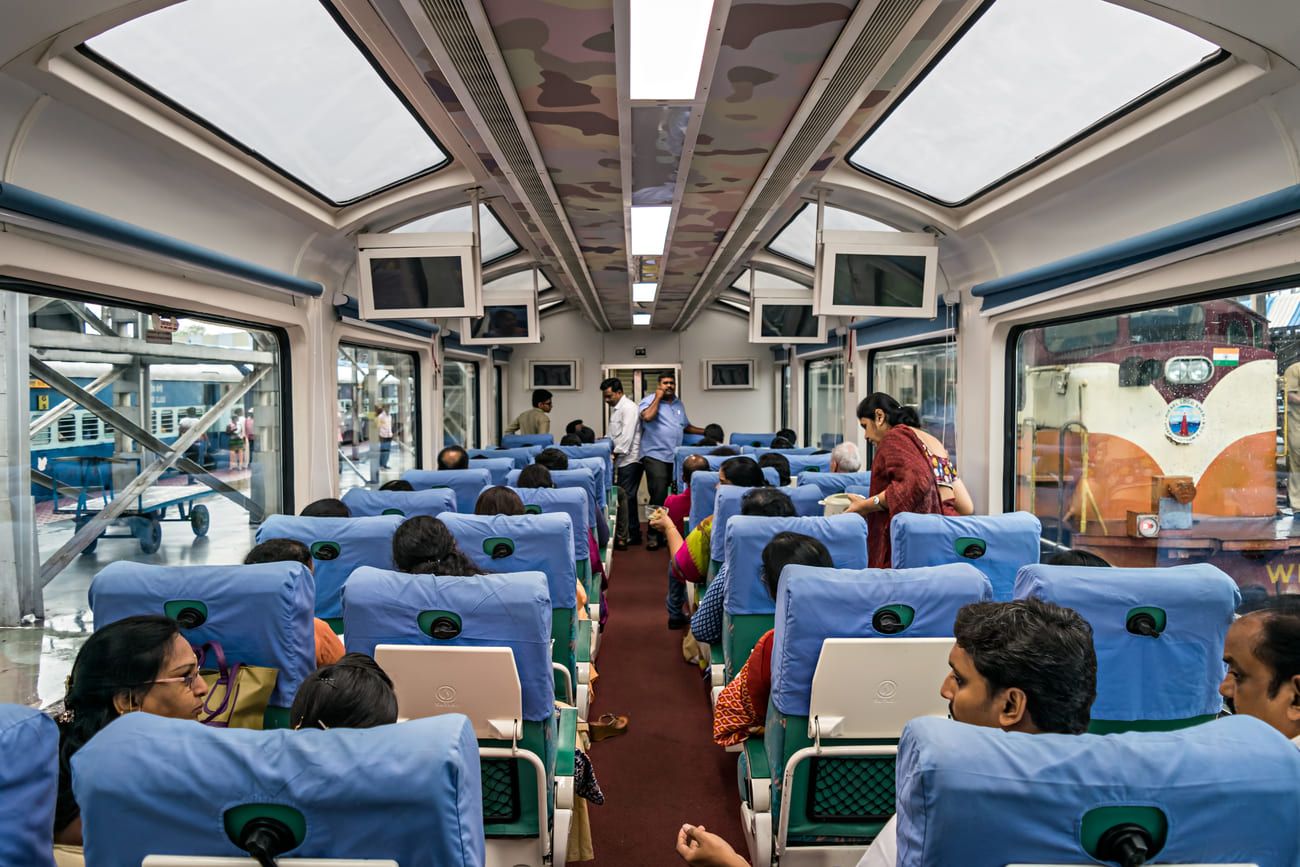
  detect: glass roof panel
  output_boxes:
[766,204,896,266]
[485,268,553,293]
[848,0,1218,204]
[85,0,448,204]
[731,269,811,292]
[392,204,520,264]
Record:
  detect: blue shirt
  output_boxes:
[638,395,691,462]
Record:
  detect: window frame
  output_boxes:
[443,354,482,450]
[337,340,423,488]
[845,0,1230,208]
[765,202,899,270]
[76,0,452,207]
[866,336,959,464]
[802,354,845,452]
[1000,272,1300,513]
[3,276,296,512]
[390,203,524,268]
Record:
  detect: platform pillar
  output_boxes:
[0,292,41,625]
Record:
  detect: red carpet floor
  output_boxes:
[581,539,745,865]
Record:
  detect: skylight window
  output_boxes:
[392,205,520,264]
[731,269,810,292]
[848,0,1219,204]
[630,0,713,100]
[766,204,896,267]
[633,312,652,326]
[485,269,553,293]
[84,0,448,205]
[633,283,658,303]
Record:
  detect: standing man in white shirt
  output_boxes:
[603,377,643,550]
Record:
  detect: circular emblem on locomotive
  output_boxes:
[1164,398,1205,444]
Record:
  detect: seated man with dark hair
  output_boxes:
[535,448,570,471]
[300,498,350,518]
[379,478,415,492]
[565,419,597,444]
[758,452,790,486]
[244,538,345,667]
[698,438,719,447]
[703,423,725,444]
[769,436,793,450]
[437,445,469,470]
[560,434,584,446]
[1046,548,1111,568]
[676,597,1098,867]
[776,428,797,446]
[663,454,710,535]
[1221,594,1300,745]
[687,487,796,643]
[709,446,739,457]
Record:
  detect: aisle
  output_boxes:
[582,543,745,865]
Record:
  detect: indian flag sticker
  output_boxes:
[1212,347,1239,366]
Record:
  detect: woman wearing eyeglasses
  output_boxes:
[53,615,208,865]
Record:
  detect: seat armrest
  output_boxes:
[743,737,771,812]
[557,707,578,778]
[577,621,592,665]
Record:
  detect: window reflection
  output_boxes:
[1012,290,1300,595]
[443,358,479,448]
[804,356,844,451]
[337,344,419,492]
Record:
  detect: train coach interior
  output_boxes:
[3,0,1300,865]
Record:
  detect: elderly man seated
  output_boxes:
[674,598,1098,867]
[830,441,861,473]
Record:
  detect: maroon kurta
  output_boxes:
[867,426,954,568]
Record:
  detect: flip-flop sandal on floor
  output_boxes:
[589,712,629,741]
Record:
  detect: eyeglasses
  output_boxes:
[150,667,201,691]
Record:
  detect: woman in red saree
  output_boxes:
[847,392,973,568]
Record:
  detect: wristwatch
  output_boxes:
[870,495,881,510]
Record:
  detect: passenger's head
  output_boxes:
[1046,549,1111,568]
[758,453,791,486]
[709,446,739,457]
[560,434,583,446]
[243,537,311,571]
[290,653,398,730]
[517,464,554,488]
[703,423,725,444]
[56,615,209,831]
[769,436,794,450]
[475,485,525,516]
[379,479,415,492]
[830,441,861,473]
[600,377,625,407]
[719,456,765,488]
[944,599,1096,735]
[535,448,569,471]
[857,392,921,443]
[740,487,795,518]
[300,498,349,518]
[391,515,485,576]
[657,373,677,401]
[776,428,797,445]
[438,445,469,470]
[565,419,584,436]
[682,455,710,487]
[760,532,833,601]
[1221,595,1300,739]
[531,389,553,412]
[697,437,719,447]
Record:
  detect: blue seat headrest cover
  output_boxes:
[710,485,826,563]
[467,458,515,485]
[895,715,1300,867]
[469,447,538,469]
[770,563,991,716]
[0,704,58,867]
[783,454,832,475]
[1015,563,1240,721]
[502,433,554,448]
[566,457,609,506]
[90,561,316,707]
[796,471,872,493]
[344,569,554,721]
[689,472,721,531]
[74,712,485,867]
[401,470,492,514]
[723,514,870,615]
[255,514,402,620]
[506,467,605,547]
[438,513,577,608]
[729,432,778,447]
[744,446,820,456]
[555,443,614,480]
[891,511,1042,601]
[511,486,590,561]
[341,487,457,518]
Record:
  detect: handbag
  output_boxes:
[195,641,278,729]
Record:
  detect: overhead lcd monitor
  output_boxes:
[749,288,827,345]
[816,230,937,319]
[356,232,480,319]
[458,290,539,345]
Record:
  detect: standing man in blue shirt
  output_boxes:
[640,372,705,628]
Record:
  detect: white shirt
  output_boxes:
[607,395,642,468]
[854,816,896,867]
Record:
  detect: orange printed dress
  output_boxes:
[712,628,775,747]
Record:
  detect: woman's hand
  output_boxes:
[675,824,750,867]
[845,493,871,516]
[648,507,671,532]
